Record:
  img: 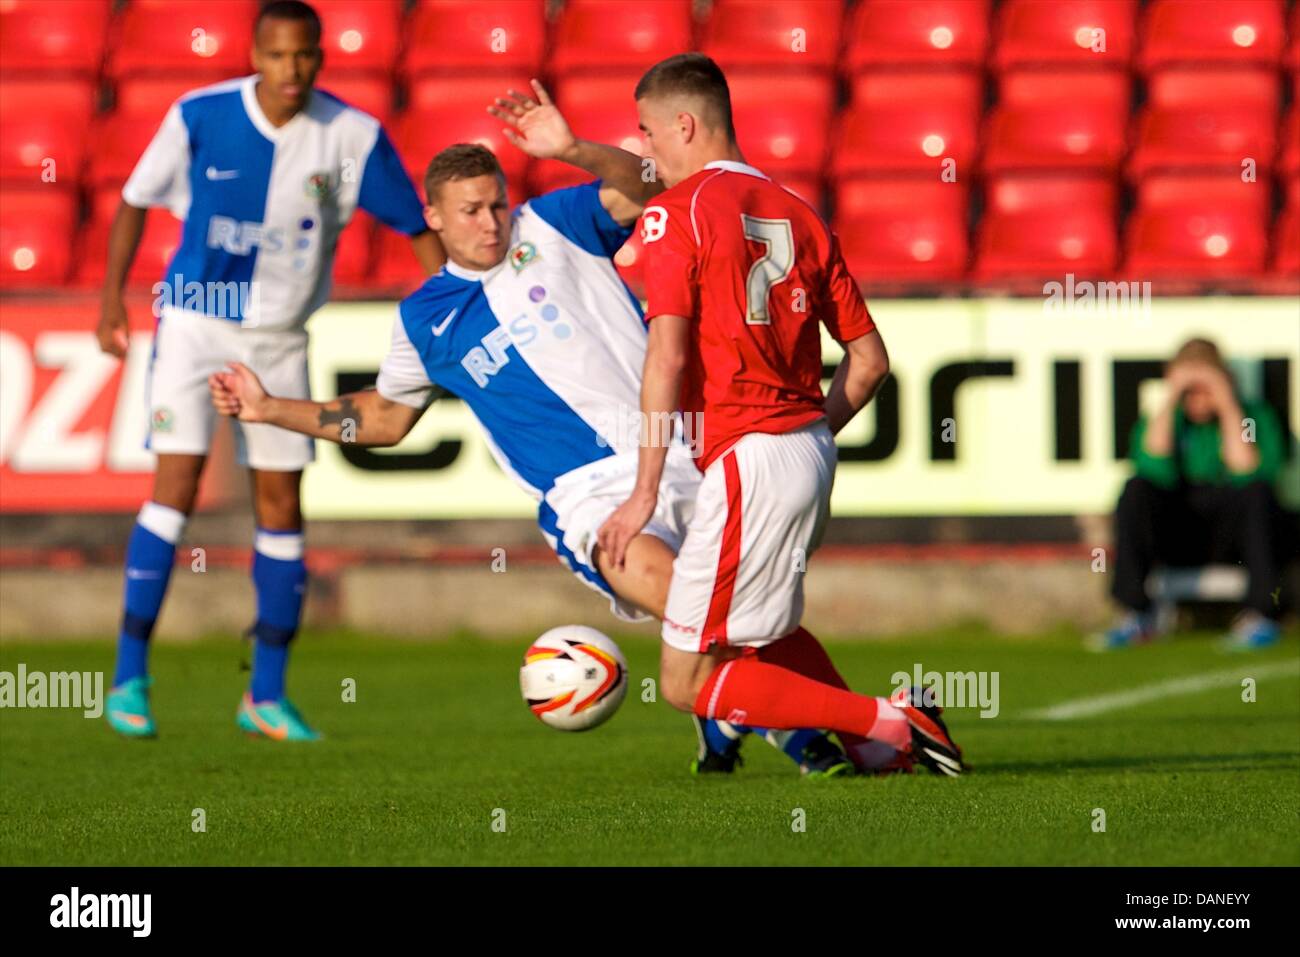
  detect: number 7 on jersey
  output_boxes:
[741,215,794,325]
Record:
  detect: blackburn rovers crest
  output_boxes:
[304,171,331,201]
[509,241,538,272]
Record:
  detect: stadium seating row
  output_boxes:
[5,68,1298,190]
[4,172,1296,293]
[4,0,1300,78]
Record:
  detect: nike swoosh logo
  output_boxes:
[431,308,457,336]
[206,166,240,181]
[125,568,163,580]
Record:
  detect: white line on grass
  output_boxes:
[1025,659,1300,721]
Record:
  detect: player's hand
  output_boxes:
[96,297,130,359]
[597,489,656,571]
[208,362,270,422]
[488,79,576,161]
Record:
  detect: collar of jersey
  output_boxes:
[241,74,308,142]
[442,259,507,282]
[703,159,769,180]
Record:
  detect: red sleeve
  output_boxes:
[820,232,875,343]
[640,200,698,321]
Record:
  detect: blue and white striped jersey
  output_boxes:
[123,74,426,330]
[376,182,649,500]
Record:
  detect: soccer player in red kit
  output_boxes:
[598,54,964,775]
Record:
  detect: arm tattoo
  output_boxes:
[317,396,363,436]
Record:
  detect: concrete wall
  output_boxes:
[0,553,1113,641]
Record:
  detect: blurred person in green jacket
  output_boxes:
[1097,337,1290,650]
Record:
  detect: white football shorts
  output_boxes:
[661,419,837,652]
[145,306,315,471]
[541,444,702,622]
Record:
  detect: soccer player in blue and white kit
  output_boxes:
[96,1,442,740]
[211,82,859,775]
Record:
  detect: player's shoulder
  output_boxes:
[398,267,480,328]
[176,74,249,107]
[169,75,249,127]
[655,167,723,212]
[308,86,383,133]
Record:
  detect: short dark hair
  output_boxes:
[256,1,322,44]
[424,144,504,201]
[634,53,735,139]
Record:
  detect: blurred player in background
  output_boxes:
[597,54,965,775]
[96,0,442,740]
[211,82,859,777]
[1096,336,1287,651]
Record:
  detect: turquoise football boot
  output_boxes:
[106,676,157,738]
[236,693,322,741]
[1222,612,1282,652]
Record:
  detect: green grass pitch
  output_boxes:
[1,629,1297,866]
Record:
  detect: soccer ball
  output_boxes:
[520,625,628,731]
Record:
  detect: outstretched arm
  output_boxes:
[210,362,423,448]
[489,79,661,226]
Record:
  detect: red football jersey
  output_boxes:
[641,161,875,470]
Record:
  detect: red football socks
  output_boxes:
[753,626,872,755]
[694,633,910,751]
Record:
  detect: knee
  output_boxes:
[660,665,703,713]
[660,672,696,713]
[151,474,201,515]
[256,484,302,529]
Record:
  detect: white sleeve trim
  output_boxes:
[375,307,436,409]
[121,102,192,219]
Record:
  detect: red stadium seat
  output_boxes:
[992,0,1137,70]
[76,186,184,288]
[530,161,592,196]
[1273,178,1300,274]
[1279,107,1300,179]
[552,76,643,151]
[332,211,376,286]
[845,0,989,71]
[315,73,395,122]
[551,0,693,76]
[982,71,1130,173]
[91,112,168,187]
[0,79,97,185]
[1146,67,1281,113]
[701,0,845,72]
[0,188,77,286]
[834,73,981,177]
[373,226,433,293]
[403,1,545,77]
[1287,3,1300,72]
[1128,69,1280,179]
[107,0,256,79]
[0,0,112,76]
[731,75,834,177]
[401,76,536,192]
[974,176,1119,279]
[314,0,401,75]
[833,178,969,283]
[112,77,198,117]
[1124,173,1271,278]
[1138,0,1286,71]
